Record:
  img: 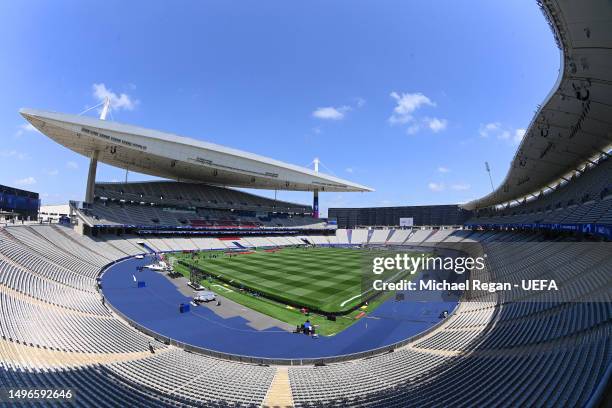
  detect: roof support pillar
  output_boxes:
[313,157,320,218]
[85,150,99,205]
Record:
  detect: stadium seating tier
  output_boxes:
[0,224,609,407]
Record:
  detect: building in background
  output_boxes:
[39,204,71,223]
[328,205,472,228]
[0,184,40,222]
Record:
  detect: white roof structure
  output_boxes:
[463,0,612,210]
[20,108,373,193]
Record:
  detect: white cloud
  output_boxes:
[389,91,435,125]
[312,127,322,135]
[428,182,445,192]
[514,128,526,144]
[15,176,36,186]
[312,98,364,121]
[405,118,448,135]
[499,130,511,140]
[406,124,421,135]
[438,166,450,173]
[312,106,351,120]
[92,83,138,112]
[0,150,28,160]
[479,122,501,138]
[66,161,79,170]
[480,122,526,145]
[355,97,366,108]
[44,169,59,176]
[345,167,354,173]
[14,123,40,138]
[425,117,448,133]
[451,183,471,191]
[388,92,447,135]
[22,123,37,132]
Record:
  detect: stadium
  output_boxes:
[0,0,611,407]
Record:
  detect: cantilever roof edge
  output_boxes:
[20,108,374,193]
[462,0,612,210]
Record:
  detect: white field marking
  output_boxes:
[212,284,233,292]
[340,293,362,307]
[339,268,413,307]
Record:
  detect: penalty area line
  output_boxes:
[339,268,413,307]
[340,293,362,307]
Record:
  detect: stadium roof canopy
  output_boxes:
[19,108,372,193]
[463,0,612,210]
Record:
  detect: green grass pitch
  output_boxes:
[177,247,389,313]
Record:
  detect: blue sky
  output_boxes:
[0,0,559,216]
